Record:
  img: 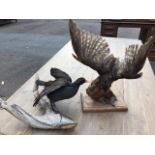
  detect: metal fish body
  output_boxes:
[0,97,77,130]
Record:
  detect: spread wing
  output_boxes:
[69,19,154,80]
[50,68,72,82]
[69,19,116,75]
[33,79,69,107]
[116,36,155,79]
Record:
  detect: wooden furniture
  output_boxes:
[0,37,155,135]
[101,20,155,60]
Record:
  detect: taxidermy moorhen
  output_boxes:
[33,68,87,112]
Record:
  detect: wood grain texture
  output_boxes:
[81,93,128,112]
[0,37,154,135]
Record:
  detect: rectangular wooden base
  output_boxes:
[81,93,128,112]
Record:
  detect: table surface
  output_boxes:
[0,37,155,135]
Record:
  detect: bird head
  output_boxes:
[74,78,88,85]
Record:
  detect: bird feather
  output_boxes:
[69,19,155,80]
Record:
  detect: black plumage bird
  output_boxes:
[33,68,87,112]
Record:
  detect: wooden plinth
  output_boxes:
[81,93,128,112]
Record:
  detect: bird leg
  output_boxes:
[50,102,63,122]
[51,103,59,114]
[86,77,117,106]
